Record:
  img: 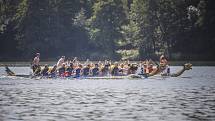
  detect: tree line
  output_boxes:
[0,0,215,61]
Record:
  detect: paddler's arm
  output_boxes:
[72,57,77,63]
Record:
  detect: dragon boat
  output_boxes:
[4,63,192,79]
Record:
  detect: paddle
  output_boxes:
[5,65,15,76]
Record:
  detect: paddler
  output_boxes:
[75,64,82,78]
[49,65,57,77]
[160,55,168,66]
[33,66,41,76]
[65,63,74,77]
[127,63,138,74]
[101,64,109,76]
[83,64,90,77]
[57,56,65,68]
[136,63,144,76]
[58,63,66,77]
[160,55,170,74]
[118,63,125,76]
[148,64,154,73]
[32,53,40,73]
[40,64,49,76]
[111,62,119,76]
[143,64,149,74]
[91,64,99,76]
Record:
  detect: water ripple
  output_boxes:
[0,67,215,121]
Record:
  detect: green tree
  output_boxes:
[88,0,128,59]
[0,0,23,60]
[15,0,87,58]
[129,0,158,59]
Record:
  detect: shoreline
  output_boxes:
[0,61,215,67]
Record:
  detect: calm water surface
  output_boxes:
[0,66,215,121]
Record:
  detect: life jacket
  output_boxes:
[83,67,90,76]
[111,66,119,76]
[58,67,66,76]
[92,67,99,76]
[66,67,73,76]
[48,68,56,77]
[64,72,70,77]
[101,66,109,76]
[130,65,137,74]
[75,68,82,77]
[136,67,144,75]
[41,67,49,76]
[50,67,56,74]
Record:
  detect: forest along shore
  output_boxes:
[0,61,215,67]
[1,1,215,61]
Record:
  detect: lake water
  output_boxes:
[0,66,215,121]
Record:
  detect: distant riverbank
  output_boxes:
[0,61,215,67]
